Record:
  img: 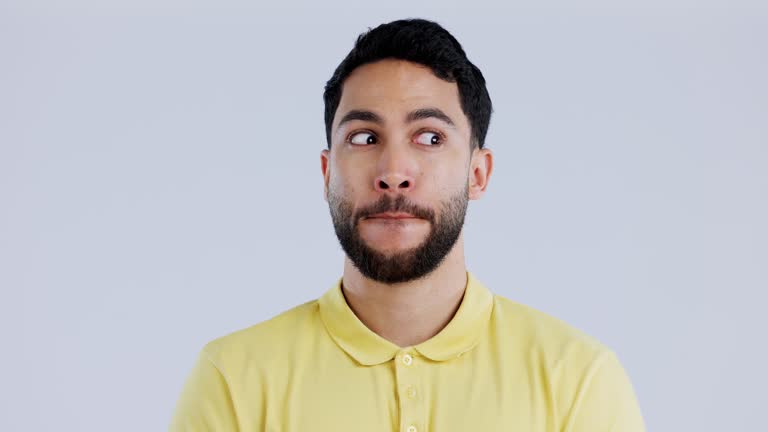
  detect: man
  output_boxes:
[170,18,645,431]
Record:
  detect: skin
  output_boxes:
[320,59,493,348]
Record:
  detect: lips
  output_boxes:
[366,212,420,220]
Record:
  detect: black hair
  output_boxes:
[323,18,493,150]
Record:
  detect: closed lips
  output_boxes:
[367,212,420,219]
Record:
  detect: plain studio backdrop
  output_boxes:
[1,0,765,430]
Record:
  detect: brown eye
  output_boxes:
[415,131,442,146]
[349,131,377,145]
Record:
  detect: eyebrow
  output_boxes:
[336,107,456,131]
[406,107,455,127]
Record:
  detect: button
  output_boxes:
[402,354,413,366]
[405,386,417,398]
[406,426,417,432]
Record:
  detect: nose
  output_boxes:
[374,145,417,195]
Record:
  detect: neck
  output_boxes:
[340,233,468,348]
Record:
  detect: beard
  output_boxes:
[327,186,468,284]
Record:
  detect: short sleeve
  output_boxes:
[169,347,240,432]
[562,350,646,432]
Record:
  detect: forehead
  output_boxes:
[334,59,468,130]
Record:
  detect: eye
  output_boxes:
[349,131,377,145]
[415,131,443,146]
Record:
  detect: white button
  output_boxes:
[407,426,417,432]
[402,354,413,366]
[406,386,417,398]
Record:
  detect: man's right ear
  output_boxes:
[320,149,330,202]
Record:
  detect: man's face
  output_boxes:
[321,59,488,284]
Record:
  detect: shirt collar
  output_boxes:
[317,271,494,366]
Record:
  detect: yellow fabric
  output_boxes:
[170,271,645,431]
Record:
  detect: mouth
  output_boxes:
[365,212,421,220]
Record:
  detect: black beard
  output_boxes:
[328,188,468,284]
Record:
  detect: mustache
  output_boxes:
[354,195,435,224]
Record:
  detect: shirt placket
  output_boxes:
[394,349,423,432]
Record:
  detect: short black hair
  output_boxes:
[323,18,493,150]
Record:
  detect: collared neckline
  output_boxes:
[317,271,494,366]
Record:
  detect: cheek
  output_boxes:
[427,161,467,190]
[328,169,359,201]
[331,158,371,193]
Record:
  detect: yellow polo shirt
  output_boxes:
[170,271,645,431]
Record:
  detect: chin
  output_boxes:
[365,239,424,253]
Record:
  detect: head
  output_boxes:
[321,18,494,284]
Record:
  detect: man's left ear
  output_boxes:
[468,147,493,200]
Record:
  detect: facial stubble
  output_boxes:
[328,186,469,284]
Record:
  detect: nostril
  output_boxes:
[378,179,411,190]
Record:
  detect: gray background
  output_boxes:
[1,1,766,430]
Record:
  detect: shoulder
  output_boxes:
[489,293,641,423]
[490,293,611,371]
[200,299,320,372]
